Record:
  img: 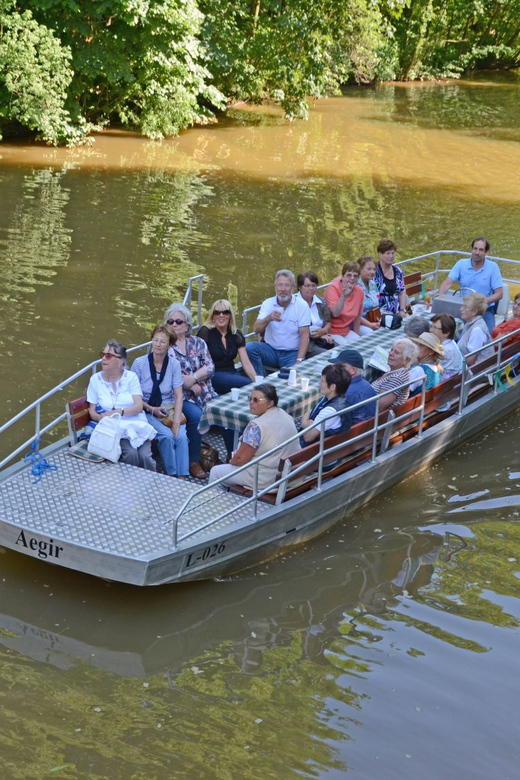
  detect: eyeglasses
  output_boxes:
[167,318,185,326]
[249,395,267,403]
[214,310,231,316]
[100,351,121,360]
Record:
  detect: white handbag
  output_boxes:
[87,413,122,462]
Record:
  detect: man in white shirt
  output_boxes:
[436,237,503,333]
[246,270,311,376]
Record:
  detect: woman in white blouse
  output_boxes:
[87,339,156,470]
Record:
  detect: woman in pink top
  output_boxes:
[323,262,364,346]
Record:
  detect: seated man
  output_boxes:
[329,349,377,423]
[300,365,351,444]
[246,269,311,377]
[436,237,502,333]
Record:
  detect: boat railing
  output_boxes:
[240,250,520,338]
[168,375,429,548]
[0,340,152,472]
[458,328,520,414]
[182,274,205,329]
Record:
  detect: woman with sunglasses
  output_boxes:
[131,325,189,478]
[208,384,300,490]
[198,299,256,394]
[87,339,156,470]
[164,303,217,479]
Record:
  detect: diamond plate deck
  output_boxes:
[0,449,268,558]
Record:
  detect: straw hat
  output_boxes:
[410,331,445,359]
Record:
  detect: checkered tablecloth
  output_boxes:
[198,327,402,434]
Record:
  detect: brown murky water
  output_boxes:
[1,76,520,779]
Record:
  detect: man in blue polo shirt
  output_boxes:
[329,348,377,424]
[436,237,503,333]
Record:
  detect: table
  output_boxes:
[198,326,402,435]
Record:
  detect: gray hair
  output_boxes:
[404,315,431,339]
[275,269,295,286]
[164,302,194,335]
[393,337,418,367]
[105,338,127,366]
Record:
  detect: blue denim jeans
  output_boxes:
[245,342,298,377]
[146,412,189,476]
[182,400,203,462]
[211,370,252,395]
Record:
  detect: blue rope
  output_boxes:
[23,439,58,484]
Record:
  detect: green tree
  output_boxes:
[16,0,225,140]
[0,0,75,143]
[200,0,384,119]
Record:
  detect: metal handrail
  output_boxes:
[0,272,206,471]
[169,375,428,547]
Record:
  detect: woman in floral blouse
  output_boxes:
[165,303,217,479]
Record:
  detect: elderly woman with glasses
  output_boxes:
[164,303,217,479]
[208,384,300,490]
[86,339,156,470]
[197,299,256,394]
[131,325,189,478]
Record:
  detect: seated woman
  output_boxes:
[87,339,156,470]
[408,332,444,395]
[198,299,256,393]
[164,302,217,479]
[357,256,381,335]
[458,293,493,367]
[371,338,418,411]
[208,384,300,490]
[491,292,520,349]
[374,238,408,317]
[131,325,189,478]
[296,271,334,356]
[323,262,364,346]
[300,365,352,444]
[430,313,463,379]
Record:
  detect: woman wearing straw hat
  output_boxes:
[409,332,445,395]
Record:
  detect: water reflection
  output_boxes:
[0,519,516,777]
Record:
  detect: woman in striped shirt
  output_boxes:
[371,338,418,411]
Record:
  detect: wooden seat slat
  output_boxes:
[67,395,90,443]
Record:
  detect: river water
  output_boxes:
[1,76,520,779]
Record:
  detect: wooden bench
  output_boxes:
[404,271,424,299]
[227,412,391,505]
[67,395,90,445]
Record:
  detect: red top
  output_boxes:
[324,279,364,335]
[491,317,520,349]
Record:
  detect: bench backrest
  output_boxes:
[404,271,423,298]
[67,395,90,444]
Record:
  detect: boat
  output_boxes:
[0,250,519,586]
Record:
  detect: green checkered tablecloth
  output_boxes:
[198,327,402,434]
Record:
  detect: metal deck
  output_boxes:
[0,448,268,557]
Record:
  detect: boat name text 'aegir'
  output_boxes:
[15,530,63,559]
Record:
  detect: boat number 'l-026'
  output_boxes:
[184,541,227,569]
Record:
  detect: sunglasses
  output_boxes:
[214,309,231,316]
[249,394,267,403]
[100,351,121,360]
[167,318,186,326]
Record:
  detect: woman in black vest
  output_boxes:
[301,364,351,445]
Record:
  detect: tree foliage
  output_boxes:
[0,0,520,142]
